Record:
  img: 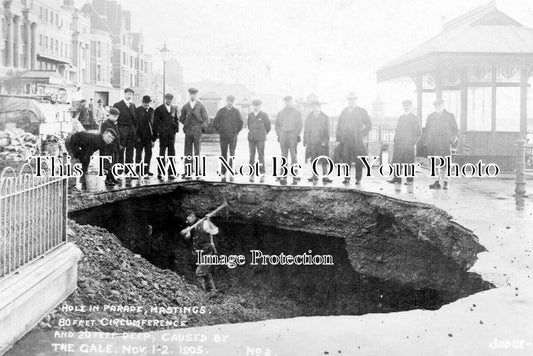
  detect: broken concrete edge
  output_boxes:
[69,180,460,220]
[0,243,82,355]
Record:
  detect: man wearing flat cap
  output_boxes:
[423,98,458,190]
[179,88,209,177]
[135,95,156,177]
[248,99,271,179]
[304,100,332,183]
[275,96,303,180]
[66,129,118,190]
[336,92,372,185]
[213,95,243,178]
[154,93,180,179]
[113,88,137,166]
[388,100,421,185]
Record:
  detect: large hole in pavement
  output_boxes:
[70,182,493,318]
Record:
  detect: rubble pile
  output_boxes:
[0,129,39,161]
[37,220,272,333]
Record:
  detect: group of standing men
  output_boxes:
[100,87,209,185]
[67,85,459,189]
[209,91,458,188]
[209,92,372,184]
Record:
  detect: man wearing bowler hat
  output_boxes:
[275,95,303,181]
[247,99,271,181]
[179,88,209,178]
[304,100,332,183]
[154,93,180,179]
[336,92,372,185]
[423,98,458,190]
[113,88,137,167]
[213,95,243,178]
[135,95,156,177]
[387,99,421,185]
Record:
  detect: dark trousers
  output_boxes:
[220,135,237,174]
[355,157,363,181]
[184,133,202,174]
[249,140,265,173]
[157,138,176,176]
[279,131,298,165]
[135,138,153,174]
[118,125,136,164]
[100,147,118,181]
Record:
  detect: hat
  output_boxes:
[188,87,199,94]
[283,95,293,101]
[124,88,134,94]
[108,107,120,116]
[97,99,102,103]
[226,95,235,102]
[103,128,118,139]
[402,99,413,106]
[433,98,444,106]
[346,92,358,99]
[164,93,174,100]
[142,95,152,103]
[184,209,195,218]
[252,99,262,106]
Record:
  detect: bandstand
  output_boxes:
[377,3,533,192]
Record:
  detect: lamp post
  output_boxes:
[159,43,171,100]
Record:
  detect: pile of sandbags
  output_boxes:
[0,128,39,161]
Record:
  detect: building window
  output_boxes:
[96,65,101,81]
[96,42,101,57]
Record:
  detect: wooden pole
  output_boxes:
[184,201,229,233]
[460,69,468,133]
[515,68,528,196]
[491,65,497,132]
[416,75,423,125]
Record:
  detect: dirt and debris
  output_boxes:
[36,220,298,333]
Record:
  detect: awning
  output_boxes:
[37,53,72,66]
[18,71,76,88]
[0,95,47,123]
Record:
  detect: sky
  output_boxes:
[77,0,533,114]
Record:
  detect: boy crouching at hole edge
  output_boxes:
[180,209,219,294]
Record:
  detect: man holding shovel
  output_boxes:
[180,209,220,293]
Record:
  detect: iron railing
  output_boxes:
[0,164,68,278]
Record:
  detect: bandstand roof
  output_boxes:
[377,3,533,82]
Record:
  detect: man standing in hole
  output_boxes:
[180,210,219,293]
